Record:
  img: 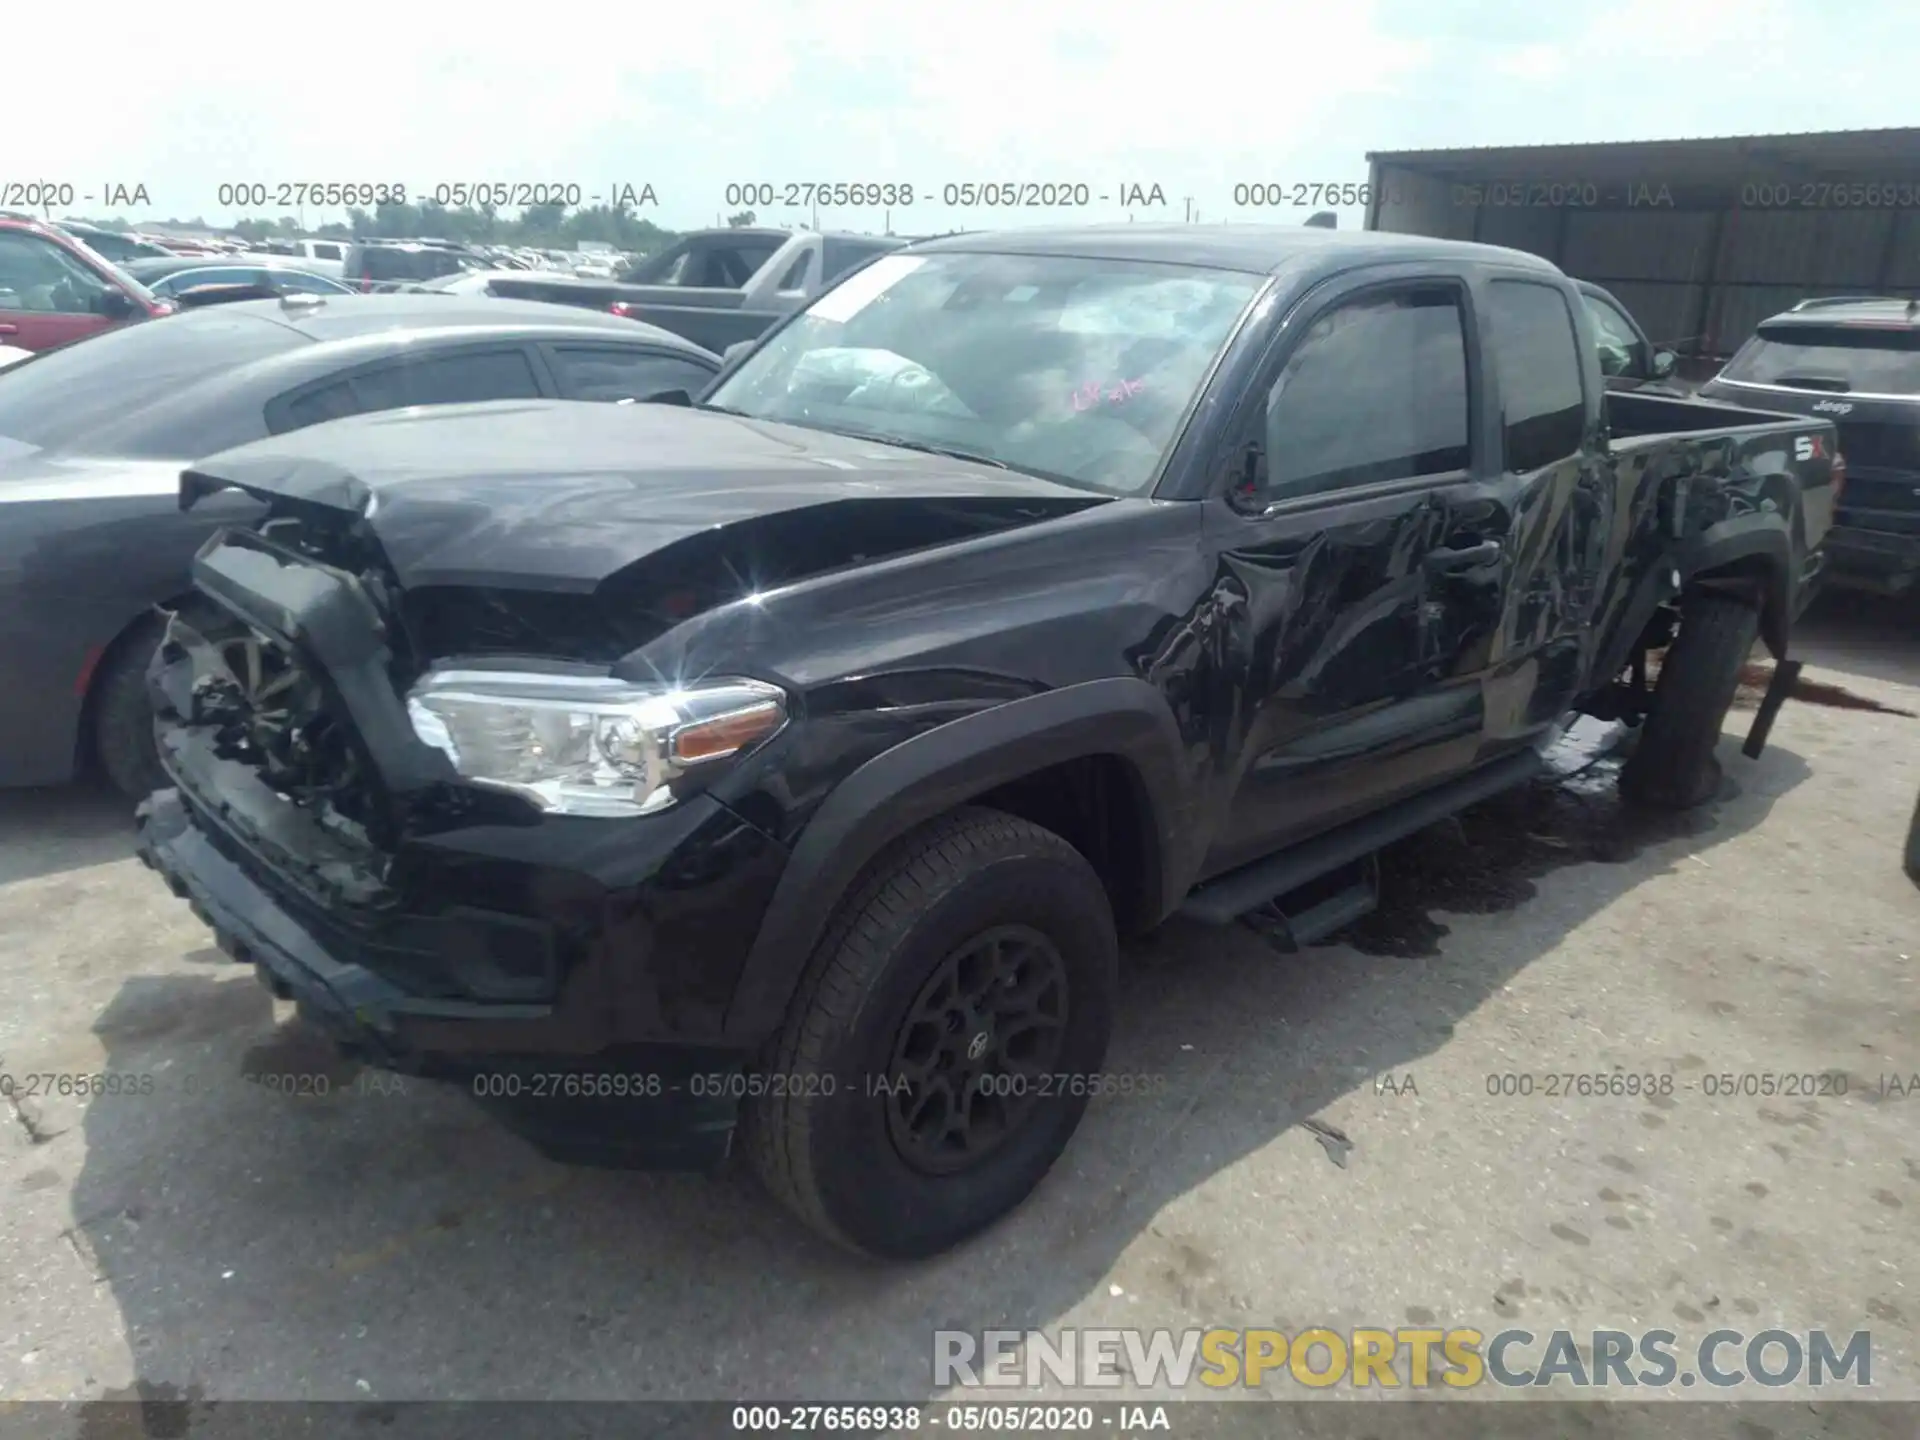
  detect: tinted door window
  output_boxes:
[153,267,259,296]
[275,270,348,294]
[350,348,543,411]
[0,232,116,314]
[356,248,451,281]
[274,380,360,431]
[1583,294,1645,378]
[1263,287,1470,498]
[632,238,782,287]
[309,242,344,261]
[821,239,895,283]
[547,346,715,401]
[1720,324,1920,396]
[775,253,812,292]
[1487,280,1586,471]
[75,231,138,262]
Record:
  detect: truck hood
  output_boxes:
[181,399,1108,592]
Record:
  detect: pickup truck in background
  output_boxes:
[0,214,173,351]
[464,228,908,351]
[139,225,1836,1260]
[1577,279,1686,395]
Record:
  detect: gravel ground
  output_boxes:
[0,592,1913,1438]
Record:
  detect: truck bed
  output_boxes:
[1605,387,1823,441]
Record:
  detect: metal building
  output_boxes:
[1365,128,1920,373]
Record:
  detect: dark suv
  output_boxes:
[1700,297,1920,595]
[343,240,486,292]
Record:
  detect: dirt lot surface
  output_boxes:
[0,593,1914,1438]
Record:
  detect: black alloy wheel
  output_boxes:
[884,923,1070,1175]
[744,806,1119,1259]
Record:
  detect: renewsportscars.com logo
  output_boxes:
[933,1327,1874,1391]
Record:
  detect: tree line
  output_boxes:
[76,201,695,254]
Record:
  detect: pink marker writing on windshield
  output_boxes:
[1071,378,1144,411]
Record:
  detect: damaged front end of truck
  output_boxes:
[133,401,1109,1166]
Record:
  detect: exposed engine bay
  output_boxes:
[159,602,381,824]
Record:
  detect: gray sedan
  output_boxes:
[0,294,720,796]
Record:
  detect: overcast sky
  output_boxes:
[10,0,1917,234]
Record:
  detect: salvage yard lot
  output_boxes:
[0,597,1914,1424]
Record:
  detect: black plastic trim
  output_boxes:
[722,677,1194,1040]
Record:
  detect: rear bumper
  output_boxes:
[1823,524,1920,593]
[137,785,747,1168]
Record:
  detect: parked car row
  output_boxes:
[0,294,721,796]
[411,226,909,352]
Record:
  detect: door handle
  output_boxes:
[1424,539,1502,572]
[0,324,18,335]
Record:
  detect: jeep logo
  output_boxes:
[1811,400,1854,415]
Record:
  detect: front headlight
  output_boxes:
[405,670,787,817]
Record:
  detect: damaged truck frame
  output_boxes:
[137,226,1835,1259]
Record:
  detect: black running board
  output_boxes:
[1244,855,1382,952]
[1178,750,1544,925]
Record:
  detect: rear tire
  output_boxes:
[92,618,168,800]
[1619,591,1760,810]
[745,807,1118,1260]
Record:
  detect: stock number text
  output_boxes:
[1487,1072,1675,1099]
[218,182,408,208]
[1234,181,1379,208]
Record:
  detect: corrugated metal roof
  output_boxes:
[1367,125,1920,162]
[1366,127,1920,185]
[1366,126,1920,359]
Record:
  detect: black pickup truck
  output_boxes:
[464,228,907,353]
[136,225,1836,1260]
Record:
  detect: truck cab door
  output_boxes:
[1196,268,1506,877]
[0,230,116,352]
[1447,274,1611,752]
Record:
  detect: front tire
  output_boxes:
[1619,591,1761,810]
[746,807,1118,1260]
[92,618,168,799]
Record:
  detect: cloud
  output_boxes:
[6,0,1918,230]
[1491,44,1570,82]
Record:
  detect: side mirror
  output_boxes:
[1650,350,1677,380]
[95,288,137,318]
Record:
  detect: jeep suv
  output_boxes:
[1700,296,1920,595]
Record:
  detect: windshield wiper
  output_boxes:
[830,430,1011,470]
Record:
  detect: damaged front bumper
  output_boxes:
[135,531,792,1169]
